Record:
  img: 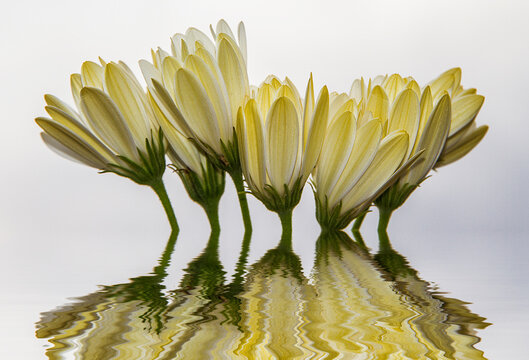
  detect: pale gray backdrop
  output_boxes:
[1,0,528,358]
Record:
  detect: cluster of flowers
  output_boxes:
[36,20,487,239]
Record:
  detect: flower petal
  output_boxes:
[301,86,329,182]
[79,87,138,160]
[265,97,299,193]
[387,88,419,159]
[404,94,451,185]
[436,125,488,167]
[36,117,111,169]
[240,99,266,191]
[174,68,222,154]
[103,63,152,150]
[217,36,249,123]
[366,85,389,128]
[315,110,356,199]
[450,94,484,135]
[329,119,382,208]
[341,131,409,211]
[185,54,232,143]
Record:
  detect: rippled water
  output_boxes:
[36,230,490,359]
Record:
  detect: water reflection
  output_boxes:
[36,231,489,359]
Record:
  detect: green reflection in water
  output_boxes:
[36,230,490,359]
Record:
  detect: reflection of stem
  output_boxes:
[151,179,179,233]
[352,213,367,248]
[234,231,252,278]
[278,209,293,251]
[377,208,393,251]
[152,230,178,276]
[228,168,252,235]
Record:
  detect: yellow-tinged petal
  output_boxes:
[350,78,365,103]
[185,54,231,142]
[428,68,461,99]
[257,83,275,122]
[415,86,433,149]
[330,99,355,125]
[237,22,248,64]
[315,111,356,198]
[149,79,194,136]
[180,39,190,59]
[387,88,419,159]
[450,94,484,135]
[405,79,421,97]
[301,86,329,182]
[155,107,203,174]
[40,132,107,169]
[185,27,216,55]
[70,73,83,110]
[357,109,374,128]
[328,120,382,208]
[79,87,138,160]
[436,125,488,167]
[366,86,389,127]
[217,37,248,122]
[44,94,81,122]
[242,99,266,191]
[383,74,405,103]
[103,63,151,149]
[161,56,183,98]
[265,97,299,193]
[404,94,451,185]
[139,59,162,87]
[44,105,116,163]
[302,74,315,148]
[81,61,104,89]
[215,19,236,40]
[36,117,111,169]
[174,68,222,154]
[194,48,224,85]
[341,131,409,212]
[277,84,302,118]
[329,93,350,120]
[170,33,185,59]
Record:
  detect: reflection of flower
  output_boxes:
[36,231,490,359]
[36,60,178,230]
[310,230,489,359]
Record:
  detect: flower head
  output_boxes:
[36,59,166,185]
[236,74,329,213]
[348,68,486,211]
[141,20,249,172]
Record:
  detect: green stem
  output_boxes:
[228,168,252,234]
[352,213,367,248]
[278,209,293,251]
[151,179,179,233]
[202,197,221,236]
[377,207,393,251]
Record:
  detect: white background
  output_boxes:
[1,0,528,358]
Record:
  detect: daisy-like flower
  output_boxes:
[349,68,486,242]
[140,19,253,233]
[35,59,178,231]
[150,94,225,233]
[312,104,417,231]
[429,68,489,167]
[236,74,329,246]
